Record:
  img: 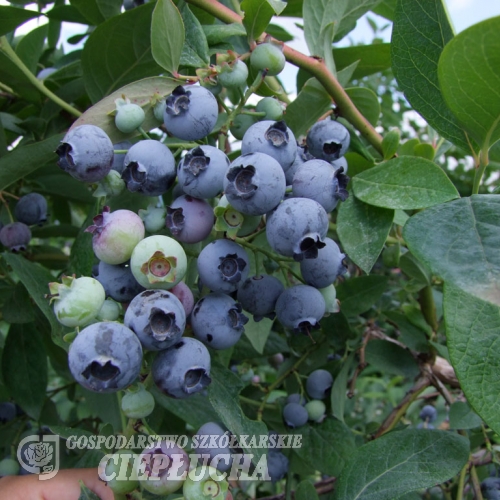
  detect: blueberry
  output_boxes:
[56,124,113,183]
[124,290,186,351]
[122,140,176,196]
[0,223,31,252]
[306,369,333,400]
[299,238,347,288]
[139,204,167,233]
[241,120,297,171]
[101,449,139,494]
[256,97,285,121]
[114,98,145,133]
[183,465,229,500]
[191,292,248,350]
[332,155,349,174]
[224,152,286,216]
[218,59,249,88]
[285,144,314,185]
[170,281,195,317]
[292,159,349,212]
[121,386,155,418]
[130,235,187,289]
[14,193,48,226]
[481,477,500,500]
[267,450,289,483]
[152,337,211,398]
[94,261,145,303]
[193,422,232,472]
[177,145,230,199]
[96,298,121,321]
[266,198,329,261]
[0,402,16,424]
[282,402,308,428]
[236,274,285,321]
[163,85,218,141]
[197,239,250,293]
[0,458,20,477]
[419,405,437,423]
[166,195,214,244]
[111,140,132,175]
[306,119,350,162]
[68,322,143,393]
[250,42,286,76]
[285,393,306,406]
[305,400,326,422]
[85,206,145,265]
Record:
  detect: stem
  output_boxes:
[117,391,127,433]
[456,462,467,500]
[472,146,489,195]
[469,464,484,500]
[0,36,81,118]
[418,285,438,333]
[184,0,384,154]
[137,126,151,140]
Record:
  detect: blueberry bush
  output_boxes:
[0,0,499,499]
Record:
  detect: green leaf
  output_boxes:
[334,0,385,42]
[345,87,380,126]
[79,388,122,433]
[2,323,47,420]
[333,429,469,499]
[383,310,429,352]
[285,78,331,138]
[391,0,473,153]
[45,5,90,24]
[444,284,500,435]
[78,481,101,500]
[293,418,355,476]
[82,3,163,103]
[448,401,482,430]
[71,77,179,143]
[404,195,500,306]
[202,23,246,45]
[0,134,63,191]
[244,316,273,354]
[15,24,48,75]
[365,340,420,378]
[67,208,97,278]
[296,480,319,500]
[208,363,267,465]
[70,0,122,25]
[3,283,35,324]
[0,6,42,37]
[337,192,393,274]
[381,128,400,160]
[334,43,391,80]
[170,2,201,71]
[371,0,397,20]
[241,0,275,43]
[331,351,355,422]
[50,426,94,440]
[2,253,65,348]
[352,156,460,210]
[336,275,388,317]
[438,16,500,150]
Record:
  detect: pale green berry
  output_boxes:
[184,466,229,500]
[305,400,326,422]
[96,299,121,321]
[121,386,155,418]
[138,204,167,233]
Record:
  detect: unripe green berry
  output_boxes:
[121,386,155,418]
[100,450,139,494]
[115,103,145,134]
[250,43,286,76]
[230,113,258,140]
[96,299,121,321]
[0,458,20,476]
[218,60,249,89]
[184,466,229,500]
[256,97,284,121]
[305,400,326,422]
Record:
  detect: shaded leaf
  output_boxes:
[345,86,380,126]
[241,0,275,43]
[336,275,388,317]
[244,316,273,355]
[365,340,419,378]
[334,43,391,80]
[296,480,320,500]
[448,401,483,430]
[203,23,246,45]
[331,351,355,422]
[70,0,122,25]
[0,6,41,37]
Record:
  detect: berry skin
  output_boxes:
[114,99,145,133]
[130,235,187,290]
[191,292,248,350]
[267,450,289,483]
[306,119,350,162]
[419,405,438,423]
[170,281,195,317]
[250,43,286,76]
[214,195,262,238]
[94,260,144,303]
[299,238,347,288]
[193,422,232,472]
[100,450,139,494]
[292,159,349,212]
[138,439,190,495]
[14,193,48,226]
[96,298,121,321]
[286,393,306,406]
[237,274,285,321]
[124,290,186,351]
[183,465,229,500]
[306,369,333,400]
[197,239,250,293]
[122,140,176,196]
[121,386,155,418]
[68,322,143,393]
[56,124,113,183]
[111,140,132,175]
[85,206,145,265]
[283,402,308,428]
[266,198,329,261]
[49,276,105,328]
[285,144,314,185]
[164,85,218,141]
[166,195,214,244]
[0,223,31,252]
[218,59,249,88]
[139,204,167,233]
[256,97,284,121]
[305,400,326,422]
[241,120,297,171]
[152,337,211,399]
[224,152,286,216]
[0,458,20,477]
[481,477,500,500]
[230,112,258,140]
[276,285,326,334]
[177,145,230,199]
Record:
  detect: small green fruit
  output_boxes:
[250,43,286,76]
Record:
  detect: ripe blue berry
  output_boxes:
[285,144,314,185]
[237,274,285,321]
[286,393,306,406]
[94,261,144,303]
[68,322,143,393]
[124,290,186,351]
[0,402,16,424]
[56,124,113,183]
[164,85,218,141]
[306,369,333,400]
[152,337,211,398]
[122,140,176,196]
[14,193,48,226]
[283,402,308,428]
[419,405,437,423]
[0,223,31,252]
[250,43,286,76]
[193,422,232,472]
[191,292,248,350]
[306,119,350,162]
[267,450,289,483]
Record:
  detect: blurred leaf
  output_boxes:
[0,6,41,36]
[3,283,35,324]
[34,174,94,204]
[404,195,500,306]
[371,0,396,20]
[438,17,500,150]
[78,388,122,433]
[333,429,469,499]
[296,480,319,500]
[383,311,429,352]
[337,191,393,274]
[381,128,400,160]
[444,284,500,435]
[365,340,419,378]
[391,0,473,153]
[2,322,47,420]
[78,482,101,500]
[244,316,273,355]
[448,401,482,430]
[336,275,388,317]
[333,43,391,79]
[353,156,460,209]
[67,208,97,278]
[266,23,294,42]
[399,252,431,286]
[345,86,380,126]
[70,0,122,25]
[334,0,385,42]
[31,224,80,239]
[241,0,275,43]
[15,24,48,75]
[46,5,90,24]
[331,351,355,422]
[202,23,246,45]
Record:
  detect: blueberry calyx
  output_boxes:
[84,206,110,236]
[184,368,211,394]
[225,165,258,199]
[166,86,191,116]
[228,303,249,331]
[122,162,147,191]
[55,142,75,171]
[148,308,180,341]
[166,207,185,235]
[265,120,289,147]
[183,146,210,177]
[82,359,120,381]
[218,253,247,283]
[140,250,178,283]
[293,234,327,261]
[335,167,350,201]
